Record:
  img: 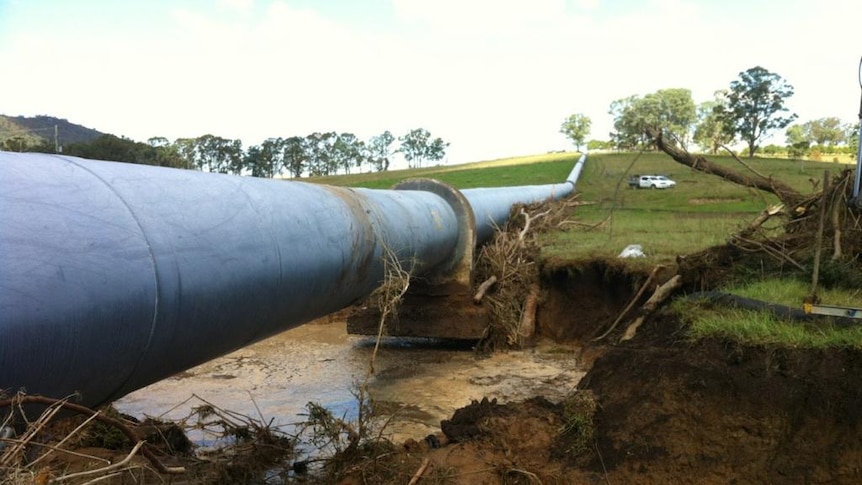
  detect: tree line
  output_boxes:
[560,66,861,159]
[1,128,449,178]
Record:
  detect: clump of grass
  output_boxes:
[681,305,862,349]
[557,391,597,456]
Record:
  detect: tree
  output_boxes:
[805,117,845,146]
[609,89,696,150]
[785,124,810,160]
[559,113,591,151]
[693,98,734,154]
[245,138,283,178]
[366,130,395,172]
[282,136,308,178]
[715,66,797,157]
[332,132,364,174]
[195,134,243,174]
[306,132,337,176]
[608,95,643,150]
[849,123,860,157]
[398,128,449,168]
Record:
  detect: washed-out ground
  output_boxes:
[116,318,586,446]
[9,260,862,484]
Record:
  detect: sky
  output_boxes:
[1,0,860,165]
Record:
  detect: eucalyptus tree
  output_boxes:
[715,66,797,157]
[367,130,395,172]
[282,136,309,178]
[398,128,449,168]
[559,113,591,151]
[609,89,695,149]
[694,98,734,154]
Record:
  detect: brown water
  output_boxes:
[116,320,585,443]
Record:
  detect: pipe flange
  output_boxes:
[394,178,476,285]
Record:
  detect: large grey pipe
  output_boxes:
[0,151,585,407]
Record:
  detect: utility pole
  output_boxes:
[54,124,59,153]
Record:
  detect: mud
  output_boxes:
[115,318,585,445]
[341,261,862,484]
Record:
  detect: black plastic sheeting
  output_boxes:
[687,291,858,327]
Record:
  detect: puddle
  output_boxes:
[116,320,586,442]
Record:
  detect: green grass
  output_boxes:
[307,152,578,190]
[684,307,862,349]
[674,278,862,348]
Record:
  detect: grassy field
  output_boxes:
[311,150,838,261]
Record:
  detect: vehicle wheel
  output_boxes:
[651,184,657,189]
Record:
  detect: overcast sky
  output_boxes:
[1,0,859,164]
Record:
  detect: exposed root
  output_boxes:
[368,244,414,374]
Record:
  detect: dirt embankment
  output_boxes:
[376,260,862,485]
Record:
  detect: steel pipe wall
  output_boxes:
[0,151,584,407]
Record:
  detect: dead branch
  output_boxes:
[720,144,769,180]
[593,266,662,342]
[369,245,412,374]
[473,275,498,304]
[51,440,146,482]
[809,171,830,300]
[620,275,682,342]
[408,457,431,485]
[518,284,541,339]
[731,236,806,271]
[737,204,784,240]
[0,395,185,474]
[648,128,803,207]
[831,175,848,260]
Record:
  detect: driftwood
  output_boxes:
[736,204,784,240]
[0,395,185,475]
[518,284,541,338]
[809,171,830,300]
[408,457,431,485]
[620,275,683,342]
[593,266,662,342]
[647,128,804,208]
[473,275,498,304]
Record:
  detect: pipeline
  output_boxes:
[0,151,586,408]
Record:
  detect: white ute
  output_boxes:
[628,175,677,189]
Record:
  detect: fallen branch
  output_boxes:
[518,284,542,339]
[0,395,185,474]
[648,128,803,207]
[473,275,498,304]
[51,440,146,482]
[809,171,830,300]
[620,275,682,342]
[593,266,661,342]
[736,204,784,239]
[408,457,431,485]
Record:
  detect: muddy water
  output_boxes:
[116,320,585,443]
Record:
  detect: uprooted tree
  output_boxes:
[646,127,862,292]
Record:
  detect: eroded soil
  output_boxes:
[6,260,862,484]
[341,262,862,484]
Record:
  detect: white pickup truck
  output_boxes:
[628,174,677,189]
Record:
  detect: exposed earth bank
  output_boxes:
[348,261,862,484]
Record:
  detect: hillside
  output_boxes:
[0,114,106,149]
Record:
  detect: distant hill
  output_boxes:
[0,115,106,149]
